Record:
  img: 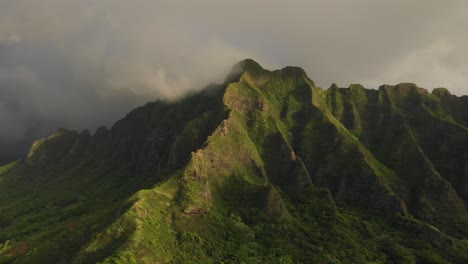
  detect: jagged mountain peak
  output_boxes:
[234,59,311,83]
[239,58,264,70]
[432,87,452,97]
[1,60,468,263]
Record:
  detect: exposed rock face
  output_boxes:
[263,184,288,218]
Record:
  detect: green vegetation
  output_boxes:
[0,59,467,263]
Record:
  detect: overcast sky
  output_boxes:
[1,0,468,158]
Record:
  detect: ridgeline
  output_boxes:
[1,59,467,263]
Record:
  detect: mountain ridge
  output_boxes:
[1,59,467,263]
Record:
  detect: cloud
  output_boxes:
[0,0,254,152]
[0,0,467,160]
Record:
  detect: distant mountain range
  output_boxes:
[0,59,467,263]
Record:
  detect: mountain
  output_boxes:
[0,120,65,166]
[0,59,467,263]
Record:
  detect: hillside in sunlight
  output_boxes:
[1,59,467,263]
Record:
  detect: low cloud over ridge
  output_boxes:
[0,0,467,160]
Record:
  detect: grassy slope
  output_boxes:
[0,86,228,263]
[1,59,468,263]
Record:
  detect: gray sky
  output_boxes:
[0,0,468,157]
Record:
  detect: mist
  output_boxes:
[1,0,467,162]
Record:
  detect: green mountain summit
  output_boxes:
[1,59,468,263]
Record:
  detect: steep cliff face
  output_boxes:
[0,59,467,263]
[325,82,468,234]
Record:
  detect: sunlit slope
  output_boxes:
[1,59,467,263]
